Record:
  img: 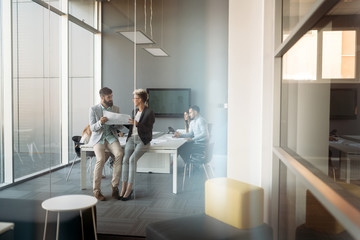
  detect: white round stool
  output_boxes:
[41,194,97,240]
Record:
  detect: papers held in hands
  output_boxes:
[103,111,131,125]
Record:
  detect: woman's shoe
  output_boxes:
[121,190,133,201]
[119,191,125,200]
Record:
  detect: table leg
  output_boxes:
[43,210,48,240]
[92,206,98,240]
[80,210,84,240]
[81,149,87,190]
[56,212,60,240]
[346,154,351,183]
[172,151,178,194]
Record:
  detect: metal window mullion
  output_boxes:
[273,147,360,238]
[68,14,100,34]
[271,0,283,238]
[31,0,64,17]
[31,1,99,35]
[275,0,340,57]
[2,0,13,183]
[317,29,323,81]
[61,1,69,166]
[94,1,101,104]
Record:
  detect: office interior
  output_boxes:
[1,0,360,239]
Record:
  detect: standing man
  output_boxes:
[173,105,209,161]
[88,87,124,201]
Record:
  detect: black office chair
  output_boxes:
[182,142,215,191]
[66,136,83,181]
[66,135,102,182]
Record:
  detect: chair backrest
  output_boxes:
[72,136,83,157]
[205,142,215,163]
[190,141,214,164]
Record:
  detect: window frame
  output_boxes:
[273,0,360,238]
[0,0,101,187]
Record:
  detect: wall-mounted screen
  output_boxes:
[330,88,357,120]
[147,88,191,117]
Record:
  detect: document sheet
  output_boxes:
[103,111,131,125]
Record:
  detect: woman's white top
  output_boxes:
[132,111,143,136]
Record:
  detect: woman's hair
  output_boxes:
[82,124,92,136]
[184,111,190,132]
[133,89,149,104]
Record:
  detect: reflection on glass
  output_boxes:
[322,31,356,79]
[68,22,94,160]
[281,1,360,237]
[278,162,355,240]
[282,0,316,41]
[282,30,317,81]
[12,1,61,179]
[69,0,95,28]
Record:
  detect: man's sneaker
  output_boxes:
[94,191,106,201]
[112,186,121,200]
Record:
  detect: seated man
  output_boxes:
[88,87,124,201]
[173,105,209,162]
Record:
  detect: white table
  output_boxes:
[329,137,360,183]
[341,135,360,143]
[41,194,98,240]
[0,222,14,237]
[80,134,186,194]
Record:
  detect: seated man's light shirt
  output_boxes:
[180,115,208,142]
[132,111,143,136]
[99,106,117,144]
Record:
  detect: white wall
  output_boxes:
[102,0,228,156]
[228,0,275,224]
[228,0,264,185]
[297,83,330,173]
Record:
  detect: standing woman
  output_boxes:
[120,89,155,201]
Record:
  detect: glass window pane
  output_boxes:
[0,0,3,184]
[282,30,317,81]
[282,0,316,41]
[69,0,96,28]
[69,22,94,160]
[322,31,356,79]
[12,1,61,179]
[280,1,360,238]
[278,161,356,240]
[38,0,60,9]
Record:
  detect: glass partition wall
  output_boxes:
[0,0,229,237]
[0,0,3,184]
[68,21,94,160]
[282,0,317,41]
[0,0,228,185]
[276,0,360,239]
[12,1,62,179]
[0,0,99,186]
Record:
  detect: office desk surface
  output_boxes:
[329,137,360,183]
[80,134,187,194]
[341,135,360,144]
[329,138,360,155]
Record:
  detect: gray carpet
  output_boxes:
[0,159,207,237]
